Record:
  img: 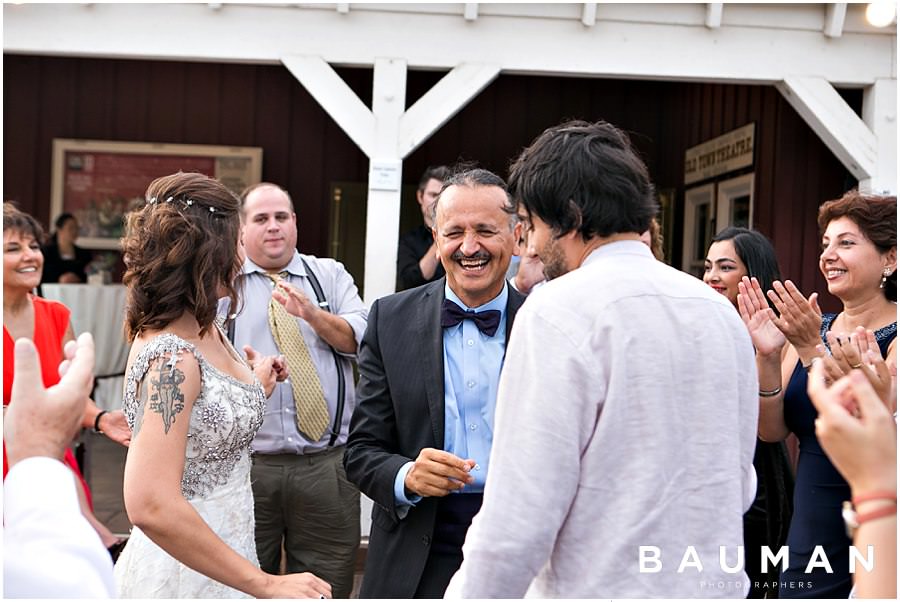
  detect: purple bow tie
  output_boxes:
[441,299,501,337]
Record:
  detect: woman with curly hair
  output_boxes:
[113,172,330,598]
[739,191,896,597]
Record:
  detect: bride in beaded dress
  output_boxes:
[113,172,331,599]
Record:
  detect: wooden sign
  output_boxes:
[684,123,755,185]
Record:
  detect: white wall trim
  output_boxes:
[824,3,847,38]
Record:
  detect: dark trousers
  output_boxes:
[252,447,360,599]
[413,493,483,599]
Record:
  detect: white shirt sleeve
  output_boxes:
[3,457,115,598]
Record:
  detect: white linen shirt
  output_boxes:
[4,457,115,598]
[447,240,758,599]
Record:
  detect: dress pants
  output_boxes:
[251,446,360,599]
[413,493,483,599]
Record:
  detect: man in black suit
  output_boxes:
[344,168,525,598]
[396,165,449,290]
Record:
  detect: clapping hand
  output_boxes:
[273,280,318,322]
[817,327,896,409]
[766,280,822,353]
[737,276,786,357]
[98,409,132,447]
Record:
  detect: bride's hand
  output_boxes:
[243,345,279,398]
[265,572,332,599]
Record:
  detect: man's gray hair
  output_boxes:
[431,167,517,230]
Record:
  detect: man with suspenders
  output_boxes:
[225,182,368,599]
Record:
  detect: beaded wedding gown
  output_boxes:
[114,333,266,598]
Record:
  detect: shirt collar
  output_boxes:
[582,239,653,268]
[242,251,306,277]
[444,281,509,315]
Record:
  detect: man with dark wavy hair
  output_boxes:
[447,121,759,598]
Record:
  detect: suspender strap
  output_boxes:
[226,264,347,448]
[299,257,346,448]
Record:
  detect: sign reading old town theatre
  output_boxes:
[684,123,755,185]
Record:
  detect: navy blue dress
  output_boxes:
[780,313,896,598]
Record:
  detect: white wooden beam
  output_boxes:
[336,4,349,15]
[705,3,723,29]
[464,3,478,21]
[398,63,500,159]
[581,3,597,27]
[280,55,375,158]
[364,58,407,305]
[861,78,897,193]
[824,3,847,38]
[776,75,877,181]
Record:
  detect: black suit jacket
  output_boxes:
[344,278,526,598]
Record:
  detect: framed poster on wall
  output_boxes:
[51,139,263,249]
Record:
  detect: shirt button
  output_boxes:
[467,380,475,388]
[467,339,474,347]
[287,437,293,442]
[284,408,290,413]
[422,535,431,546]
[474,464,481,471]
[469,423,477,431]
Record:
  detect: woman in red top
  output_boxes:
[3,202,130,552]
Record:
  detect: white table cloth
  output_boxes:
[41,284,128,411]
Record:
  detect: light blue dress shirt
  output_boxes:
[393,283,509,510]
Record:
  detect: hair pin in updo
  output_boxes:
[146,194,219,214]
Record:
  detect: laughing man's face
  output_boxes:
[433,184,516,308]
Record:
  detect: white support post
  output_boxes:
[705,3,723,28]
[281,55,375,157]
[776,75,877,182]
[363,58,407,306]
[464,3,478,21]
[336,3,349,14]
[398,63,500,159]
[861,78,897,193]
[581,3,597,27]
[824,3,847,38]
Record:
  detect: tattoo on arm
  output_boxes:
[148,352,186,434]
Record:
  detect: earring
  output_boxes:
[880,268,892,289]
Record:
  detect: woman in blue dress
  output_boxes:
[738,190,896,598]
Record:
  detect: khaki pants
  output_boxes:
[252,447,360,599]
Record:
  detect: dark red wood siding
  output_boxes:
[4,55,859,309]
